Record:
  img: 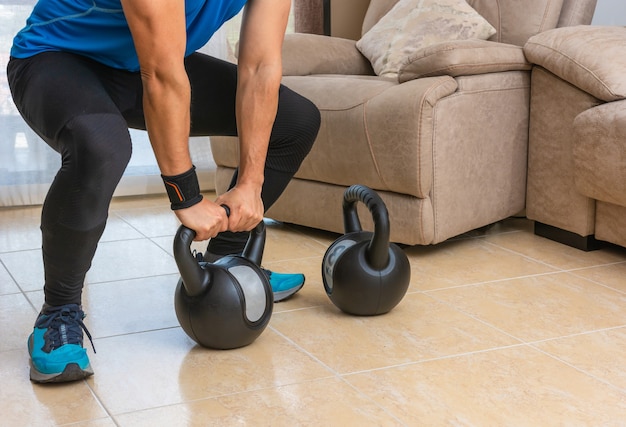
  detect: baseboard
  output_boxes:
[534,222,604,252]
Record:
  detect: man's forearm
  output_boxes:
[142,71,193,176]
[235,62,282,191]
[121,0,191,176]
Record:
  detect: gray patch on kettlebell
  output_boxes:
[323,238,357,291]
[228,265,267,322]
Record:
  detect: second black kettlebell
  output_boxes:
[322,185,411,315]
[173,216,273,349]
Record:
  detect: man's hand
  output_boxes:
[174,198,229,241]
[215,183,264,232]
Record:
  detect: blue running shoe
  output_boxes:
[28,304,95,383]
[263,269,305,302]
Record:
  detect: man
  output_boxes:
[7,0,320,383]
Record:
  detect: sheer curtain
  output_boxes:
[0,3,296,207]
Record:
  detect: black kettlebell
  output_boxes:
[322,185,411,315]
[173,211,273,349]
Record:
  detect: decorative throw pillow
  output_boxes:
[356,0,497,78]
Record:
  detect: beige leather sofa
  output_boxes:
[211,0,597,245]
[524,25,626,250]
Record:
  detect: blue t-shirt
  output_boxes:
[11,0,247,71]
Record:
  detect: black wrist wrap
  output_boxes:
[161,165,203,210]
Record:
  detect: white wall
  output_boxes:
[592,0,626,25]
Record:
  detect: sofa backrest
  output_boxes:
[361,0,597,47]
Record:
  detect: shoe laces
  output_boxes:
[36,304,96,354]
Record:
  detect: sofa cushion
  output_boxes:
[525,26,626,102]
[397,39,530,81]
[282,34,374,76]
[362,0,565,47]
[356,0,496,78]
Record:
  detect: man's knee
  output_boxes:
[298,96,321,149]
[60,113,132,176]
[280,87,320,144]
[269,88,320,172]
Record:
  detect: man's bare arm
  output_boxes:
[215,0,291,231]
[121,0,227,240]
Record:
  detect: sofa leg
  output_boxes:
[534,222,604,251]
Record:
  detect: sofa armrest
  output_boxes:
[524,26,626,102]
[397,39,530,83]
[573,100,626,206]
[282,33,374,76]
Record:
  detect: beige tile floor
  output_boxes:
[1,192,626,426]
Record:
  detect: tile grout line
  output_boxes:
[420,269,571,293]
[567,265,626,295]
[419,290,531,344]
[529,341,626,395]
[0,256,39,314]
[419,292,626,394]
[483,237,626,274]
[337,342,530,377]
[268,325,341,378]
[422,287,626,348]
[84,379,121,427]
[268,325,408,426]
[525,324,626,345]
[482,239,571,272]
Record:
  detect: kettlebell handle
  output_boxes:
[174,226,209,297]
[342,185,390,271]
[242,221,266,266]
[173,205,266,297]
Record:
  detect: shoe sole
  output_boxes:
[29,360,94,383]
[273,283,304,303]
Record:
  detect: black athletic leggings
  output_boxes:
[7,51,320,307]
